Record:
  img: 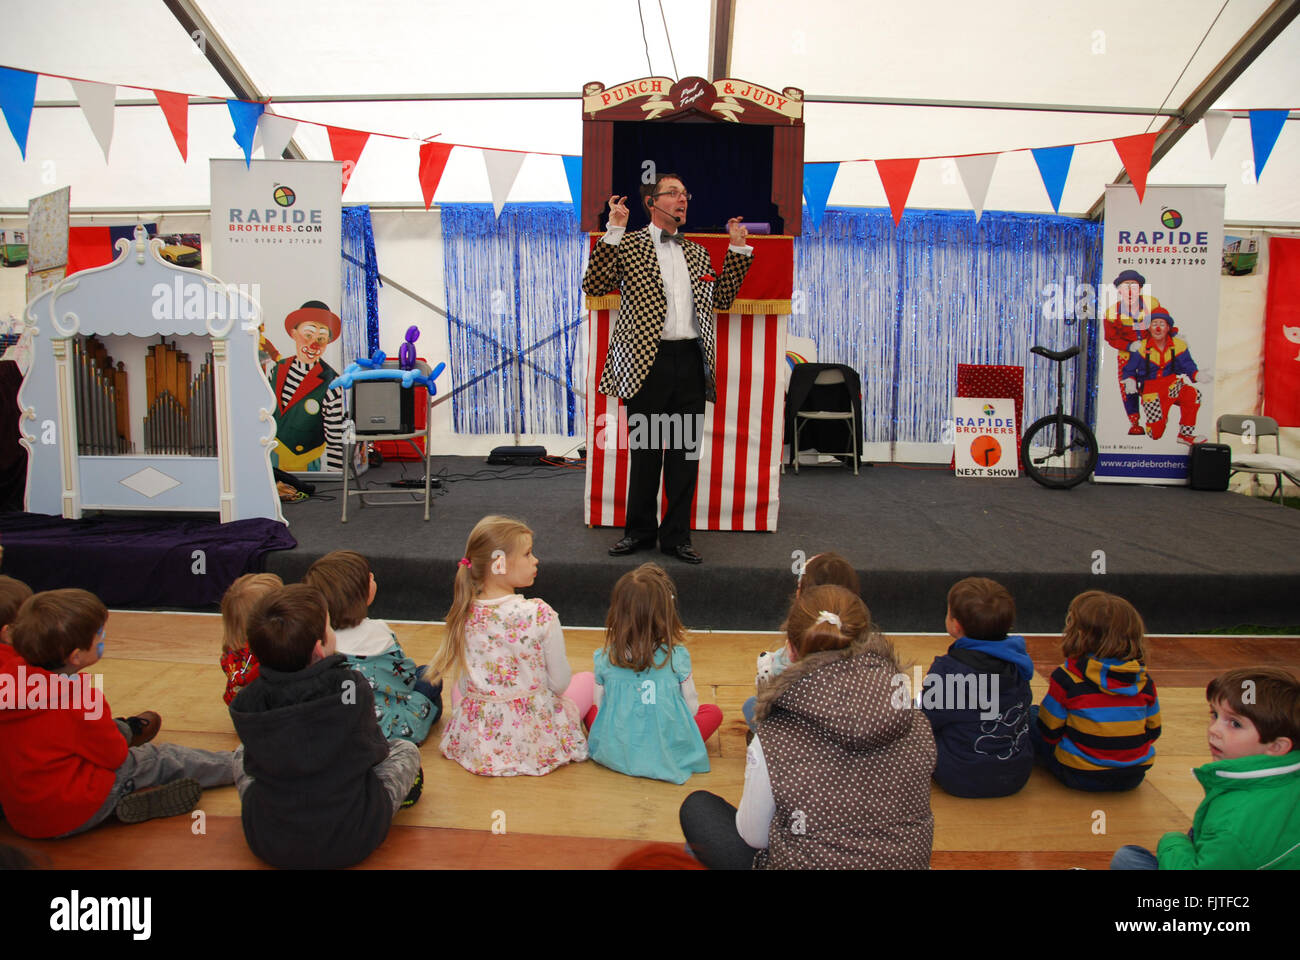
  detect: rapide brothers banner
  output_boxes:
[211,160,344,475]
[1095,185,1224,484]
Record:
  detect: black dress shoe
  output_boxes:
[609,536,654,557]
[663,543,703,564]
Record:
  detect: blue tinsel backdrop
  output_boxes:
[438,203,1104,442]
[341,204,380,370]
[441,203,587,436]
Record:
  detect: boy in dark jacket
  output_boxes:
[921,577,1034,798]
[230,584,422,869]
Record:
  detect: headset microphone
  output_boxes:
[648,198,683,225]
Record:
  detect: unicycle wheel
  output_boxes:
[1021,415,1098,489]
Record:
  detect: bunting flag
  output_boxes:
[257,112,297,160]
[483,148,526,218]
[954,153,998,222]
[227,99,264,167]
[153,89,189,161]
[562,154,583,212]
[1248,109,1288,181]
[801,162,839,230]
[1031,144,1074,213]
[0,66,38,160]
[875,158,920,226]
[417,140,453,210]
[70,79,116,162]
[1203,110,1231,159]
[1112,132,1157,203]
[326,124,370,195]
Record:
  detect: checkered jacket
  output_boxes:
[581,227,752,402]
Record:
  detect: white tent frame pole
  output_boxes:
[1084,0,1300,221]
[160,0,307,161]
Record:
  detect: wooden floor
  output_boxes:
[4,611,1297,870]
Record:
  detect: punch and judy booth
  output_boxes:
[581,77,801,532]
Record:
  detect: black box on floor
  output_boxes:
[1188,442,1231,490]
[487,445,547,465]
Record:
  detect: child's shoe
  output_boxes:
[402,767,424,809]
[120,711,162,747]
[115,778,201,824]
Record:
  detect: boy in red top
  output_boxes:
[0,589,238,838]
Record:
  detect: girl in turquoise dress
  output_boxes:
[587,563,723,784]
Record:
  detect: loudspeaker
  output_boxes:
[487,445,547,465]
[353,370,414,435]
[1188,442,1231,490]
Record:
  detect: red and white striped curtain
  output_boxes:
[584,309,788,532]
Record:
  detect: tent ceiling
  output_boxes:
[0,0,1294,221]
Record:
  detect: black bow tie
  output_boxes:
[659,230,684,245]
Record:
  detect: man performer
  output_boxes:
[581,174,752,564]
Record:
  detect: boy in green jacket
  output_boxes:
[1111,666,1300,869]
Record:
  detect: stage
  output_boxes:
[4,455,1296,633]
[253,456,1299,634]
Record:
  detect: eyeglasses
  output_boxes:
[653,189,692,200]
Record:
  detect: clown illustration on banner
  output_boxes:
[269,301,345,472]
[1095,185,1224,484]
[210,159,344,474]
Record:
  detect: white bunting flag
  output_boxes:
[70,79,116,162]
[955,153,999,222]
[484,149,526,218]
[1203,110,1231,160]
[257,112,298,160]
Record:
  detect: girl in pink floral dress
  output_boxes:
[427,516,592,776]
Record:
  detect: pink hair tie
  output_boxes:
[458,557,471,567]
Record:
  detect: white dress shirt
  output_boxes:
[601,222,753,341]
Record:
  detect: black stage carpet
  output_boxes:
[259,456,1300,635]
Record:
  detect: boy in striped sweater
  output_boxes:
[1031,591,1161,791]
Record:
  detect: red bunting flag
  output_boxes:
[1112,132,1157,203]
[875,158,920,226]
[153,89,189,161]
[418,141,454,210]
[326,125,371,195]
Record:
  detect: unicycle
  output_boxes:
[1021,345,1098,489]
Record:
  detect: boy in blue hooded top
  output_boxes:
[921,577,1034,798]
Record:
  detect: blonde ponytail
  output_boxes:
[424,515,533,686]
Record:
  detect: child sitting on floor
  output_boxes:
[219,573,282,705]
[1111,666,1300,869]
[743,551,859,730]
[229,584,422,869]
[921,576,1034,798]
[587,562,722,784]
[303,550,438,742]
[0,589,238,838]
[430,515,590,777]
[1032,591,1161,792]
[680,585,935,869]
[0,575,33,643]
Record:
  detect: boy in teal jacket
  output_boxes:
[1111,666,1300,870]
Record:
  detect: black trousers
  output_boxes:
[679,790,756,870]
[623,339,706,549]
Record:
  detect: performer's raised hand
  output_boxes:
[607,195,629,229]
[728,217,748,246]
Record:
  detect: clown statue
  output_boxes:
[269,300,344,472]
[1120,306,1205,446]
[1103,269,1164,436]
